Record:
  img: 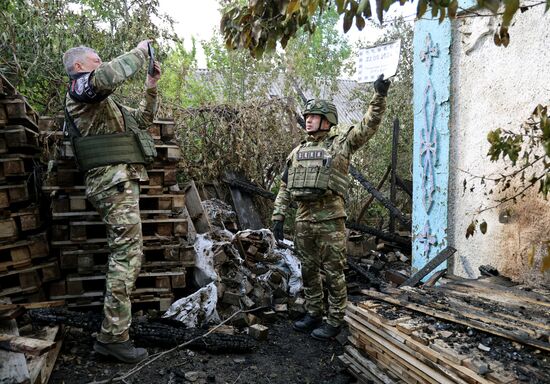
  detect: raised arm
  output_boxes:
[126,61,161,129]
[340,75,391,156]
[90,40,150,94]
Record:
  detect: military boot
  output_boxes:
[311,323,341,341]
[293,314,322,333]
[93,340,148,363]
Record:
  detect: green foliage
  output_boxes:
[162,100,302,190]
[487,104,550,200]
[0,0,176,114]
[220,0,546,57]
[284,8,352,96]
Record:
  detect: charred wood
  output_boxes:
[345,222,410,249]
[349,165,411,228]
[28,308,256,353]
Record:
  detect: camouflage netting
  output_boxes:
[159,98,303,190]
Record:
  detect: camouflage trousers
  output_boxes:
[88,180,143,343]
[295,218,347,327]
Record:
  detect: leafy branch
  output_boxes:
[487,104,550,199]
[220,0,550,57]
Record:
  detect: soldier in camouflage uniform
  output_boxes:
[62,40,161,362]
[272,76,391,340]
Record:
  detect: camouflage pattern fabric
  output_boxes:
[295,219,347,327]
[272,93,386,222]
[65,47,158,198]
[88,180,143,343]
[272,92,387,327]
[65,47,157,343]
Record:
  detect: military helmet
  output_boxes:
[303,99,338,126]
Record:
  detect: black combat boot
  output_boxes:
[311,323,341,340]
[293,314,323,333]
[94,340,148,363]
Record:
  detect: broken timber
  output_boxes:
[360,288,550,352]
[346,222,410,248]
[224,172,263,230]
[349,165,411,228]
[400,246,456,287]
[183,180,212,234]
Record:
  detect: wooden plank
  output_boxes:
[443,278,550,308]
[389,118,400,233]
[225,172,263,230]
[19,301,65,310]
[344,345,398,384]
[0,318,30,383]
[349,165,411,227]
[183,180,211,233]
[0,217,18,241]
[361,289,550,352]
[347,315,444,384]
[348,306,477,384]
[400,247,456,287]
[0,304,25,321]
[434,287,550,331]
[422,269,447,287]
[0,334,55,356]
[27,325,63,384]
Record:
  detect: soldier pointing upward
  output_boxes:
[272,75,391,340]
[62,40,161,362]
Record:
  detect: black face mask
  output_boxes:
[67,72,109,104]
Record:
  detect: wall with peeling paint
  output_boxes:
[447,6,550,285]
[412,20,452,278]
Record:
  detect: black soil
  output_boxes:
[49,318,354,384]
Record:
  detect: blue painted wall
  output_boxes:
[412,18,452,277]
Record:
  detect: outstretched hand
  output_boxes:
[374,74,391,96]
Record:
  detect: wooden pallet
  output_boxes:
[47,288,174,311]
[57,242,195,272]
[51,192,186,214]
[148,119,176,142]
[0,217,18,243]
[0,182,30,208]
[0,97,40,128]
[345,297,550,384]
[51,215,189,242]
[0,271,42,298]
[0,154,39,180]
[0,260,59,282]
[0,233,49,272]
[0,125,40,152]
[0,318,63,384]
[10,205,42,232]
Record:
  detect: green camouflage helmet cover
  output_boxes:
[303,99,338,126]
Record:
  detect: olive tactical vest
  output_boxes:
[287,139,350,201]
[65,102,157,172]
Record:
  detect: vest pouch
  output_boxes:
[116,103,157,164]
[133,128,157,164]
[328,168,350,198]
[72,132,146,172]
[288,166,329,201]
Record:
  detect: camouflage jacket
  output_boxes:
[272,93,386,223]
[65,47,158,198]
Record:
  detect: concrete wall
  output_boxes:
[447,6,550,285]
[411,20,452,277]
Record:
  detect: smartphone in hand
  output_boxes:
[147,43,156,76]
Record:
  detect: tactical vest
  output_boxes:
[287,140,350,201]
[65,101,157,172]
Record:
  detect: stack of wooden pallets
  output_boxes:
[0,75,57,304]
[341,277,550,384]
[39,112,201,311]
